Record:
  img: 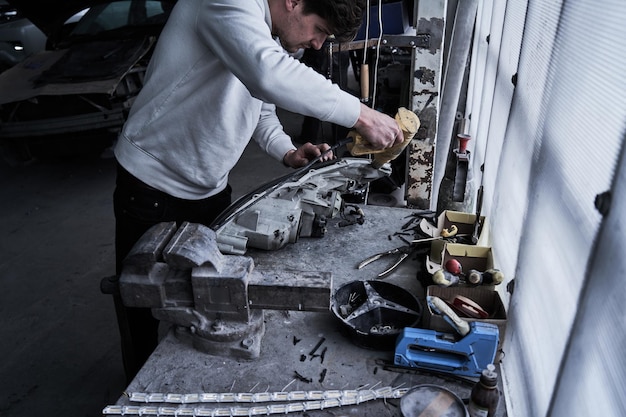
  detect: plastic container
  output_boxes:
[468,364,500,417]
[330,280,422,350]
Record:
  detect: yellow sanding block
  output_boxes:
[347,107,420,168]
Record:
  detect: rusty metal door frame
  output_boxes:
[405,0,447,209]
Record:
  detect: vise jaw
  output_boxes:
[119,221,332,360]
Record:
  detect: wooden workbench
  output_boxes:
[108,205,483,416]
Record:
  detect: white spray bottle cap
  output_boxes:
[482,363,498,384]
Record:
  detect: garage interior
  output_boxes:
[1,0,625,417]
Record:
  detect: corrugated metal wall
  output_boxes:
[463,0,626,415]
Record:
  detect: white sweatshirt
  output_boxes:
[114,0,361,199]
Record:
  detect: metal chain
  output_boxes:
[102,386,409,416]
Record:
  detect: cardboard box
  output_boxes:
[419,210,486,242]
[425,242,494,275]
[424,285,507,350]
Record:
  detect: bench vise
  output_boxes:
[118,221,332,360]
[393,296,499,378]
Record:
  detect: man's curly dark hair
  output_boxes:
[301,0,366,42]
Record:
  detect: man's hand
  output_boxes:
[283,142,333,168]
[353,104,403,149]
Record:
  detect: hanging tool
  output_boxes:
[360,62,370,102]
[360,0,372,103]
[453,133,472,202]
[472,185,484,244]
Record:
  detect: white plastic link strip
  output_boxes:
[104,387,409,416]
[126,388,394,404]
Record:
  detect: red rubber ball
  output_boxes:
[444,258,462,275]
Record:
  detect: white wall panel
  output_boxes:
[488,0,558,294]
[465,0,626,415]
[469,0,522,303]
[550,139,626,415]
[486,3,563,413]
[536,0,626,415]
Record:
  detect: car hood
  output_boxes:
[0,36,155,104]
[5,0,122,35]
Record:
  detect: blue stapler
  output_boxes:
[394,296,499,378]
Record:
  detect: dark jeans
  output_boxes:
[112,163,231,381]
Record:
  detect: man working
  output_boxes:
[112,0,403,381]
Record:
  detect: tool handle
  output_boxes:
[427,296,470,336]
[293,136,354,175]
[360,64,369,102]
[358,253,385,269]
[378,252,409,278]
[475,185,484,218]
[472,185,484,244]
[357,246,400,269]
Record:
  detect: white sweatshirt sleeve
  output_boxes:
[253,102,296,161]
[193,0,361,128]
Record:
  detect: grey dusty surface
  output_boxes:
[115,205,453,417]
[0,110,506,416]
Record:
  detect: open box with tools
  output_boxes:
[424,285,508,352]
[425,241,494,276]
[419,210,486,242]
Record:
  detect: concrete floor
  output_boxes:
[0,112,300,417]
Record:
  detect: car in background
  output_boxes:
[0,0,46,72]
[0,0,176,163]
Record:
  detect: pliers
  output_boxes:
[358,235,466,278]
[357,246,414,278]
